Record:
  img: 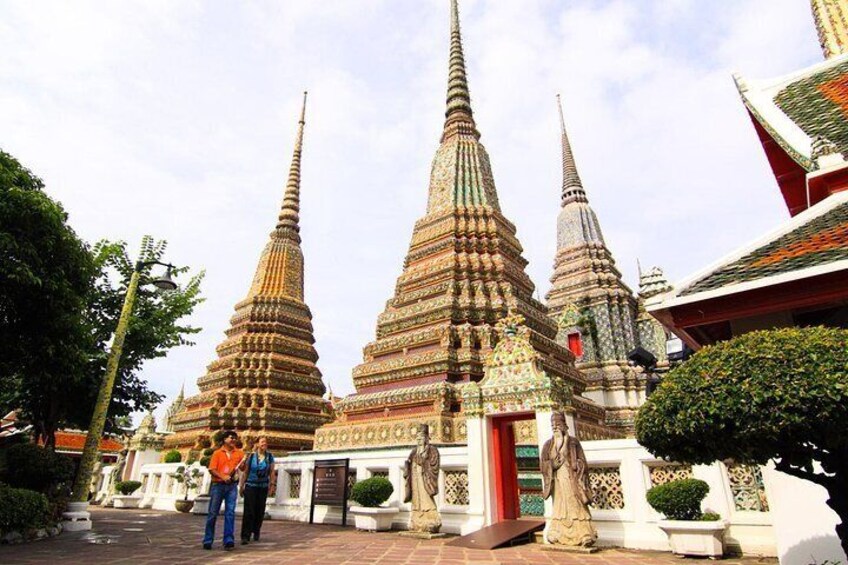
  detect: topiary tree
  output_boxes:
[163,450,182,464]
[646,478,710,521]
[350,477,393,507]
[114,480,142,496]
[636,327,848,553]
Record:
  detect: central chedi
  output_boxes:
[315,0,615,452]
[166,93,331,454]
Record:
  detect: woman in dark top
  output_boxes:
[239,436,276,544]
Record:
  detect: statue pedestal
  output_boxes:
[62,502,92,532]
[398,531,447,539]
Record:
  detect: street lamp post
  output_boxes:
[70,255,177,504]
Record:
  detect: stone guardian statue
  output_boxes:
[103,448,129,507]
[403,424,441,534]
[540,412,597,547]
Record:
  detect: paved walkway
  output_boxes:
[0,507,776,564]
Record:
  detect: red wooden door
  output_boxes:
[492,416,521,521]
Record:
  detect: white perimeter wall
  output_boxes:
[111,440,848,565]
[110,439,848,562]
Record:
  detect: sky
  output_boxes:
[0,0,824,426]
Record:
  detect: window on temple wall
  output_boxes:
[567,332,583,357]
[726,463,769,512]
[288,471,301,499]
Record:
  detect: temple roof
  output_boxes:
[735,55,848,172]
[54,430,124,454]
[650,191,848,305]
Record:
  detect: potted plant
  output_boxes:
[647,478,726,558]
[112,480,143,509]
[349,477,397,532]
[170,464,202,513]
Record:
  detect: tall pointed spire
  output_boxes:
[164,90,330,453]
[812,0,848,59]
[314,0,615,451]
[557,94,587,206]
[276,91,308,240]
[443,0,478,140]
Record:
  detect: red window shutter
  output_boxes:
[568,333,583,357]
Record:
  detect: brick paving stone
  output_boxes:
[0,507,779,564]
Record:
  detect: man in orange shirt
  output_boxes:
[202,430,245,551]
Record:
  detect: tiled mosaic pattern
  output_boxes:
[727,464,769,512]
[519,493,545,516]
[683,202,848,295]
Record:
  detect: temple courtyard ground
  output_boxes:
[0,507,778,564]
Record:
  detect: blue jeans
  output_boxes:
[203,482,237,547]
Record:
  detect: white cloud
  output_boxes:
[0,0,823,426]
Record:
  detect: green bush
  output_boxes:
[163,450,182,463]
[199,447,215,468]
[1,444,74,493]
[701,511,721,521]
[350,477,393,508]
[646,478,709,520]
[115,480,142,496]
[0,483,49,533]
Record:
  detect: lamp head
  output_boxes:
[152,265,177,291]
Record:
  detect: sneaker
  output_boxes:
[202,544,212,550]
[241,538,250,545]
[253,533,260,542]
[224,543,234,551]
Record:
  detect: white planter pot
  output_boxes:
[112,495,142,509]
[192,494,210,515]
[350,506,399,532]
[66,501,90,513]
[658,519,727,558]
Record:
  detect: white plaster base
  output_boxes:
[658,520,726,558]
[350,507,400,531]
[112,495,141,509]
[192,494,210,515]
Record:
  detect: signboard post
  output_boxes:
[309,458,350,526]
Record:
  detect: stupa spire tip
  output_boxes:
[557,93,586,204]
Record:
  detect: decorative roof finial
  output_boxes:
[556,94,587,206]
[442,0,478,140]
[276,91,308,240]
[811,0,848,59]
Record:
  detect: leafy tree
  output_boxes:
[0,150,204,446]
[0,150,95,447]
[64,238,204,432]
[636,327,848,554]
